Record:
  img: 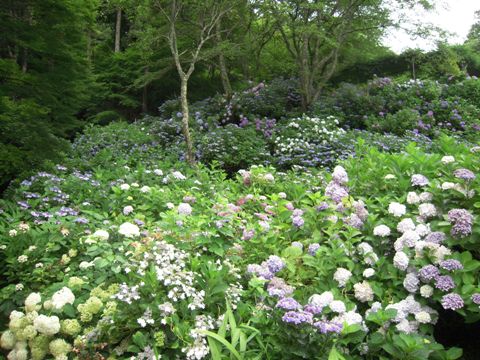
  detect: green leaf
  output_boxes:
[328,346,346,360]
[200,330,242,360]
[207,336,223,360]
[132,331,147,349]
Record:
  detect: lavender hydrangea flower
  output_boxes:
[411,174,429,187]
[448,209,473,237]
[308,243,321,256]
[292,216,304,227]
[418,265,440,282]
[303,304,324,315]
[441,293,464,310]
[471,293,480,305]
[439,259,463,271]
[325,182,349,203]
[316,202,329,211]
[276,297,301,310]
[267,278,294,298]
[435,275,455,292]
[425,232,446,244]
[453,168,475,181]
[282,311,313,325]
[291,241,303,250]
[313,320,343,334]
[265,255,285,274]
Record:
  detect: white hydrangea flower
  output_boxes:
[420,285,433,298]
[278,192,287,199]
[441,156,455,164]
[79,261,94,269]
[419,192,433,202]
[403,272,419,293]
[397,218,416,233]
[25,293,41,312]
[396,319,417,334]
[154,169,163,176]
[393,251,409,271]
[178,203,193,216]
[172,171,186,180]
[18,255,28,263]
[406,192,420,205]
[123,205,134,216]
[415,311,431,324]
[384,174,396,180]
[432,245,451,263]
[263,173,275,182]
[373,225,390,237]
[415,224,430,237]
[418,203,436,219]
[354,281,374,302]
[33,315,60,336]
[118,222,140,238]
[140,186,151,193]
[357,242,373,255]
[166,202,175,209]
[309,291,334,307]
[333,268,352,287]
[388,202,406,217]
[120,183,130,191]
[51,287,75,310]
[363,268,375,278]
[8,229,17,237]
[441,182,455,190]
[92,230,109,241]
[329,300,346,313]
[399,230,421,248]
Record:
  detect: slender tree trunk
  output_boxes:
[115,7,122,53]
[21,48,28,73]
[180,77,195,165]
[215,21,232,98]
[142,67,149,113]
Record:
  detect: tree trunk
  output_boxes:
[21,48,28,73]
[114,7,122,53]
[215,21,232,98]
[142,67,149,113]
[180,77,195,165]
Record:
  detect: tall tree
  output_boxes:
[263,0,432,110]
[154,0,232,165]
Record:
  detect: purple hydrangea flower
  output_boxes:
[425,232,446,244]
[265,255,285,274]
[325,182,349,203]
[241,229,255,241]
[471,293,480,305]
[308,243,321,256]
[441,293,464,310]
[292,216,304,227]
[267,277,294,298]
[411,174,429,187]
[316,202,329,212]
[291,241,303,250]
[303,304,324,315]
[439,259,463,271]
[418,265,440,282]
[448,209,473,238]
[453,168,475,181]
[276,297,301,310]
[282,311,313,325]
[435,275,455,292]
[313,320,343,334]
